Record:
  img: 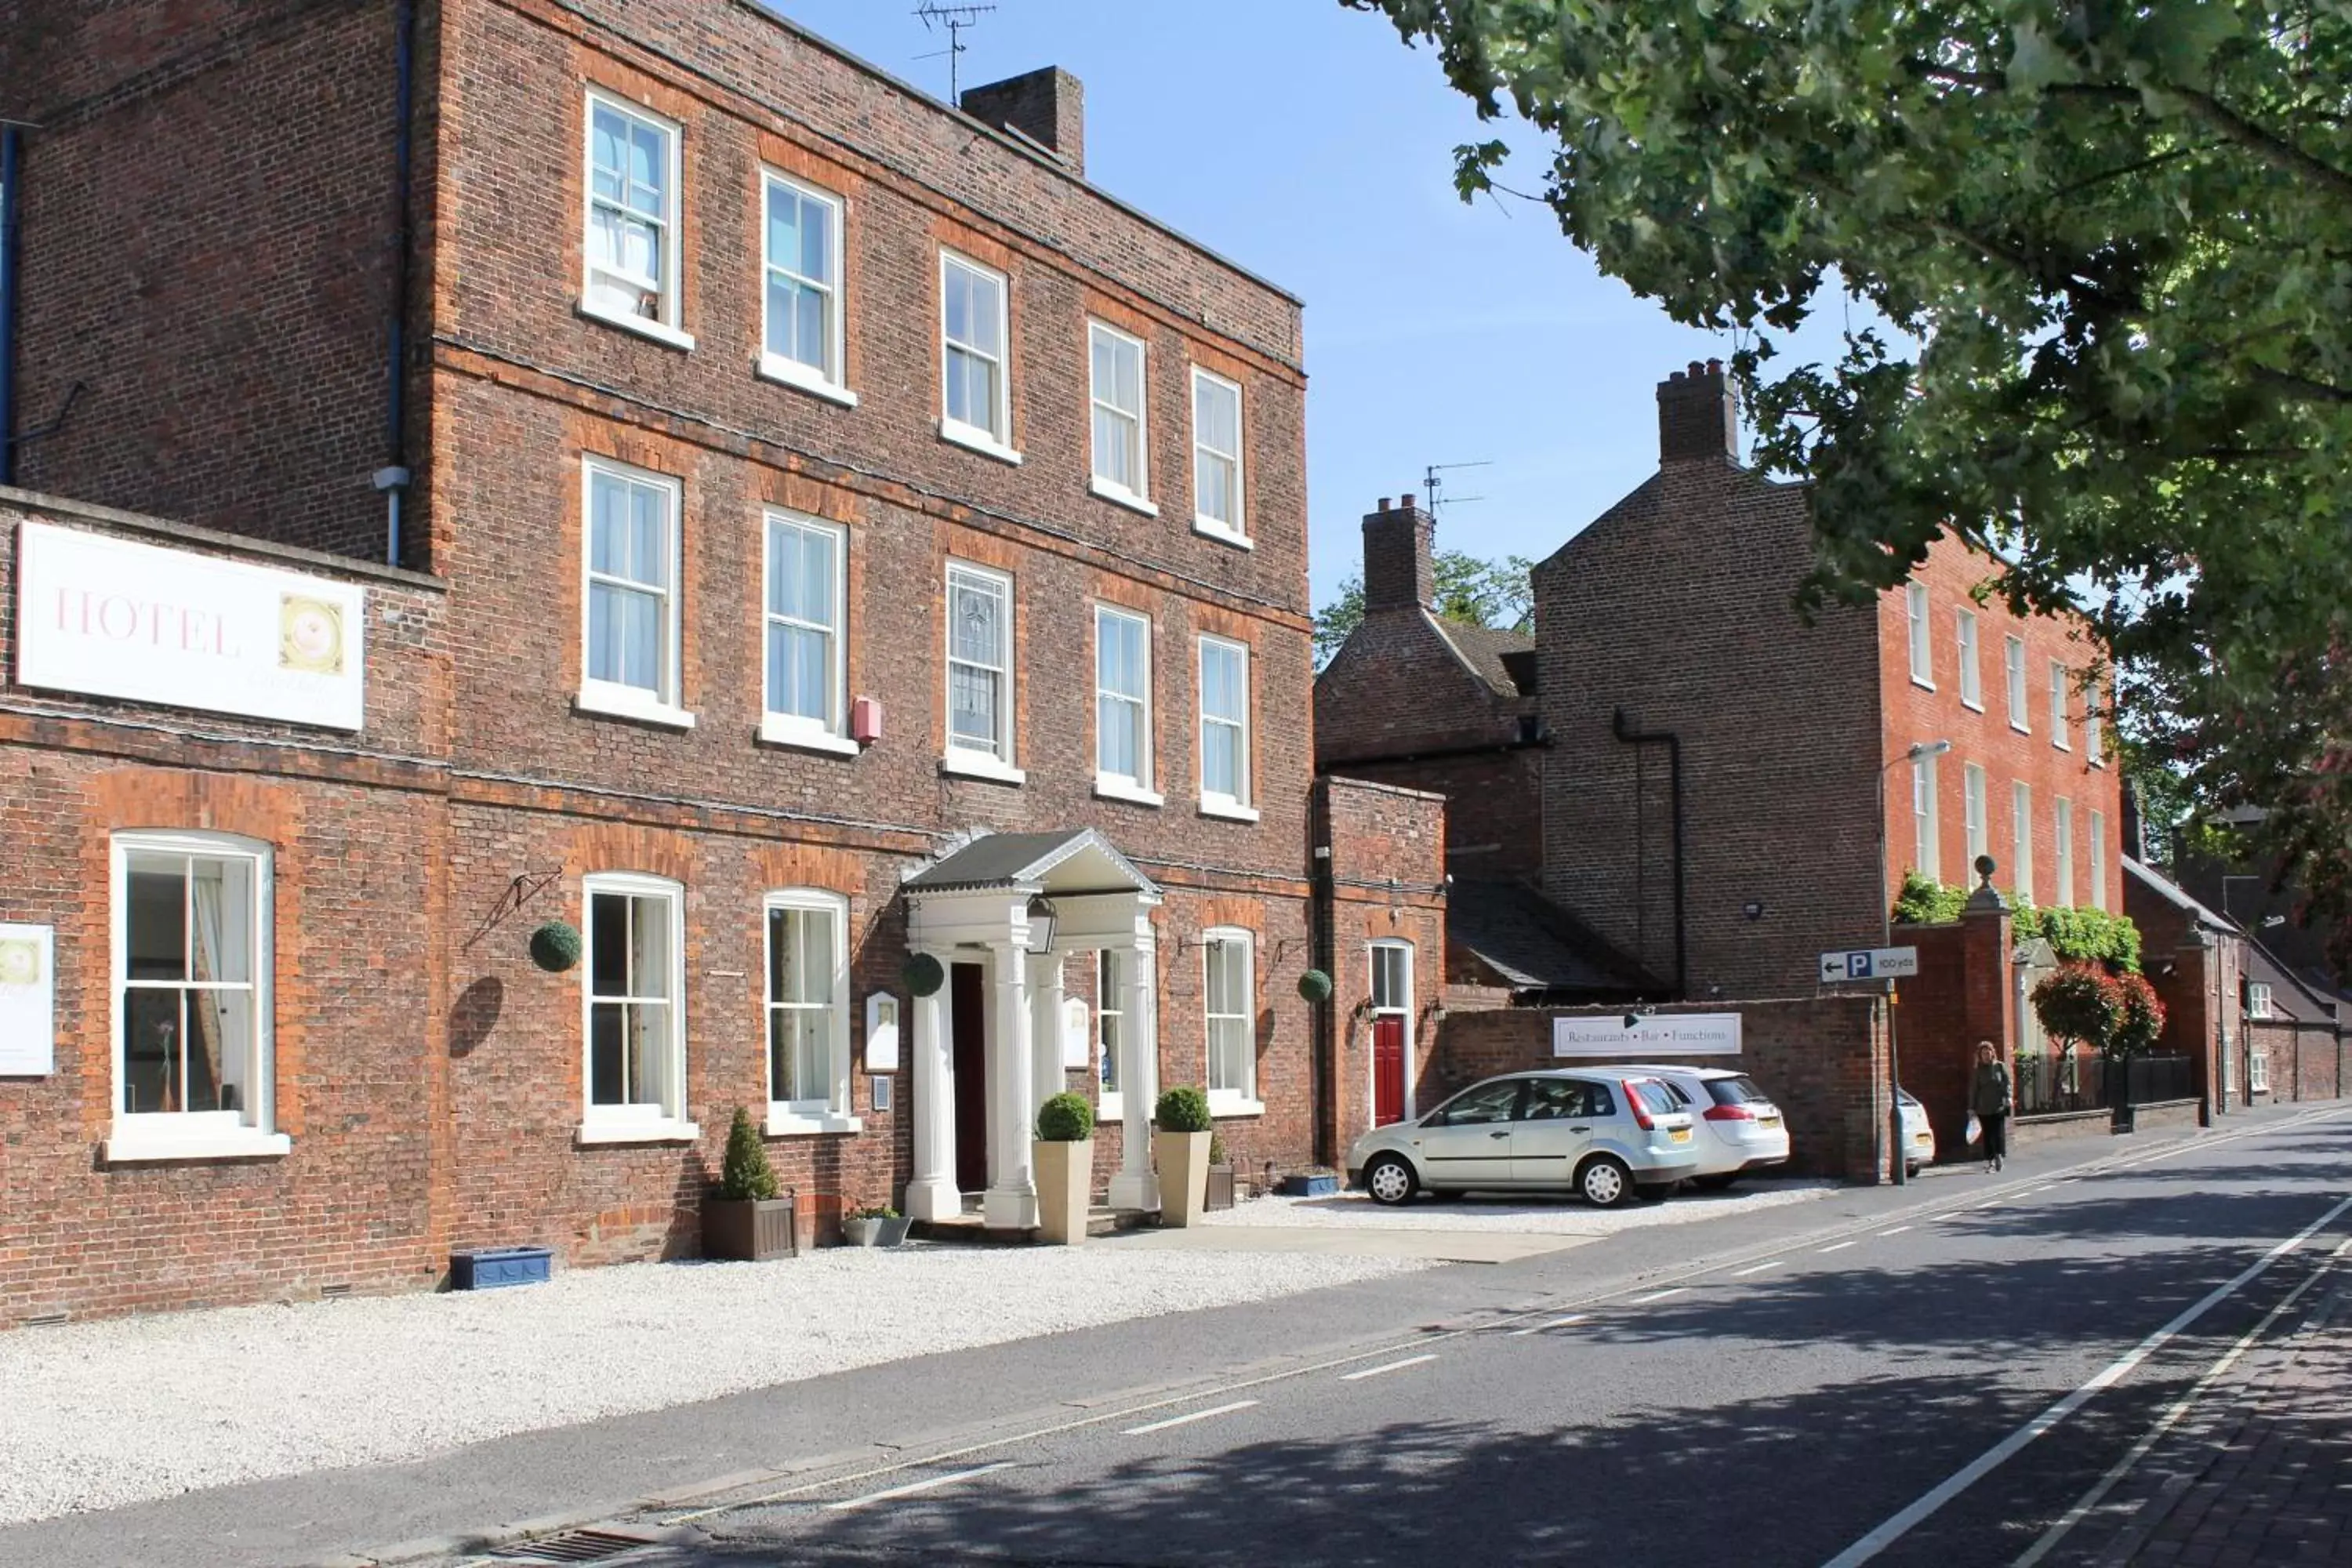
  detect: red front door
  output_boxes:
[1373,1015,1406,1125]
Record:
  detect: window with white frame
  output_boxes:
[941,252,1013,452]
[583,874,689,1134]
[766,890,852,1127]
[582,459,685,721]
[2089,811,2108,910]
[2013,781,2034,901]
[1192,368,1245,540]
[1965,764,1989,869]
[111,832,280,1156]
[2049,661,2071,750]
[1906,583,1933,686]
[1088,321,1149,505]
[2005,636,2029,731]
[2055,797,2075,906]
[760,172,848,397]
[2085,700,2104,766]
[583,91,684,339]
[946,561,1015,767]
[1912,753,1940,883]
[2248,982,2274,1021]
[2249,1044,2270,1092]
[763,510,844,744]
[1199,635,1251,815]
[1098,949,1123,1109]
[1957,609,1982,709]
[1203,928,1257,1109]
[1095,606,1153,793]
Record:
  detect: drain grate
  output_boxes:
[490,1528,659,1563]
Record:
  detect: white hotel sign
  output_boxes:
[1553,1013,1744,1058]
[15,522,365,731]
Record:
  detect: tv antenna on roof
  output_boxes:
[915,2,996,101]
[1425,459,1491,516]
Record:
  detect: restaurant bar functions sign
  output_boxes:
[0,924,56,1076]
[1553,1013,1744,1058]
[16,522,365,731]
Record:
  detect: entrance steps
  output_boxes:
[909,1200,1155,1244]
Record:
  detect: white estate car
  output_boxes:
[1346,1070,1701,1208]
[1899,1087,1936,1177]
[1617,1065,1792,1189]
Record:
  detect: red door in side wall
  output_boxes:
[1373,1015,1406,1125]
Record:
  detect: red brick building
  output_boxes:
[0,2,1352,1322]
[1537,361,2125,1000]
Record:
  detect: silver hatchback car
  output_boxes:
[1346,1070,1701,1208]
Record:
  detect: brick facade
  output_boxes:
[0,1,1338,1322]
[1313,776,1446,1151]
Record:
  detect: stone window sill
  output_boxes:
[939,419,1022,466]
[576,687,697,731]
[103,1128,292,1164]
[942,752,1026,786]
[1090,477,1160,517]
[1207,1096,1265,1120]
[758,717,859,756]
[1200,798,1261,823]
[575,1120,702,1146]
[757,353,858,408]
[577,298,696,352]
[1193,519,1254,550]
[1095,776,1164,808]
[765,1109,864,1138]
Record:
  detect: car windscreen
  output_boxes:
[1707,1076,1768,1106]
[1632,1080,1680,1116]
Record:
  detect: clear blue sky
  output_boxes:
[773,0,1852,615]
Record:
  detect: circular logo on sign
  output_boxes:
[279,595,345,675]
[0,938,40,989]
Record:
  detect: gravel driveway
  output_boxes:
[1201,1179,1838,1234]
[0,1245,1428,1526]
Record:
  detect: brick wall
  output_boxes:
[1316,777,1446,1154]
[1432,996,1889,1180]
[1533,390,1883,999]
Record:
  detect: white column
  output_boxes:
[1109,934,1162,1212]
[904,971,959,1221]
[983,945,1040,1229]
[1029,951,1066,1113]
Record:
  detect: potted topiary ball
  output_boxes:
[1153,1086,1214,1228]
[1032,1091,1096,1245]
[705,1106,797,1261]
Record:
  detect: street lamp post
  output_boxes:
[1877,739,1952,1187]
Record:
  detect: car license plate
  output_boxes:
[1915,1132,1933,1144]
[1759,1116,1781,1129]
[1669,1128,1691,1144]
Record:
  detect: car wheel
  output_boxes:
[1690,1174,1739,1192]
[1364,1154,1418,1207]
[1577,1154,1635,1208]
[1906,1163,1922,1179]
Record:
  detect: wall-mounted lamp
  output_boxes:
[1024,894,1059,956]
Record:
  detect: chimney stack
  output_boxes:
[961,67,1085,176]
[1657,358,1738,464]
[1363,493,1435,611]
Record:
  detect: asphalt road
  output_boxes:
[4,1104,2346,1568]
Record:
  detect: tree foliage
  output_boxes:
[1348,0,2352,956]
[2033,964,2126,1053]
[718,1105,779,1202]
[2111,970,2169,1057]
[1315,550,1535,664]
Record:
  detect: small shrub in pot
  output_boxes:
[1153,1086,1214,1228]
[1033,1091,1096,1244]
[705,1107,796,1261]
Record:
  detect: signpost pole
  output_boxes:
[1877,758,1907,1188]
[1884,976,1904,1186]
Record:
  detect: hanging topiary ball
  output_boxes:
[529,920,583,974]
[902,952,946,997]
[1297,968,1334,1004]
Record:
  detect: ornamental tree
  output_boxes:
[2111,971,2170,1058]
[2032,964,2126,1054]
[1348,0,2352,959]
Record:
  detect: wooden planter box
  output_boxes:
[704,1194,798,1261]
[1204,1163,1237,1211]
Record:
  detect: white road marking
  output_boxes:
[1341,1354,1437,1381]
[1878,1226,1913,1237]
[1821,1191,2352,1568]
[1732,1259,1784,1276]
[2024,1186,2053,1196]
[1507,1312,1590,1337]
[2015,1250,2341,1566]
[1120,1400,1260,1436]
[825,1463,1014,1512]
[1819,1241,1858,1254]
[1628,1288,1687,1305]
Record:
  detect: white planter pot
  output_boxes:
[1154,1128,1212,1228]
[1033,1138,1094,1245]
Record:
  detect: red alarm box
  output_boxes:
[850,695,883,746]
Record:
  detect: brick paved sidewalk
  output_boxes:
[2101,1276,2352,1566]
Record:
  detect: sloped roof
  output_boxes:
[1425,613,1536,700]
[2241,938,2342,1025]
[2125,855,2234,931]
[1448,879,1660,996]
[905,829,1159,898]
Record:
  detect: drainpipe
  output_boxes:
[1612,709,1687,999]
[1308,783,1337,1170]
[1,125,21,488]
[376,0,417,566]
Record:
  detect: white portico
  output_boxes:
[902,829,1163,1229]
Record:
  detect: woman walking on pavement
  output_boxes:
[1973,1040,2013,1173]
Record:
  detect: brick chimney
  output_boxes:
[961,67,1084,176]
[1363,493,1435,610]
[1657,358,1738,463]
